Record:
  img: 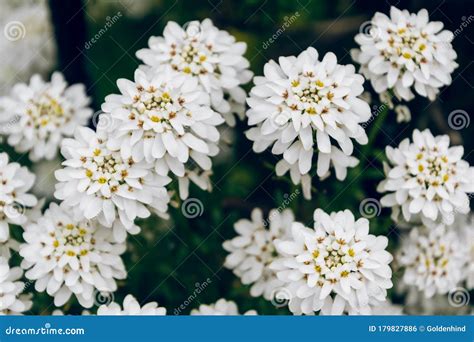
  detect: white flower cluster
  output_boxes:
[100,68,222,200]
[0,72,93,161]
[223,208,293,300]
[270,209,393,315]
[378,129,474,226]
[0,256,32,315]
[97,294,166,315]
[0,0,55,95]
[54,127,171,242]
[20,203,127,307]
[190,298,257,315]
[0,152,37,242]
[136,19,253,127]
[245,47,370,198]
[397,224,468,298]
[351,6,458,101]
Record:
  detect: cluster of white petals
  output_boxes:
[0,256,32,314]
[246,47,370,198]
[54,127,171,242]
[136,19,253,126]
[351,6,458,101]
[0,0,55,95]
[97,294,166,315]
[0,73,92,161]
[101,68,222,200]
[397,224,468,298]
[0,152,37,242]
[191,298,257,315]
[271,209,393,315]
[378,129,474,225]
[223,208,294,300]
[20,203,127,307]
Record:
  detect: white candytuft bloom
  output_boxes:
[351,6,458,101]
[370,300,403,315]
[223,208,294,300]
[19,203,127,308]
[136,19,253,126]
[101,69,223,200]
[397,224,468,298]
[0,152,37,242]
[245,47,370,198]
[0,0,56,95]
[0,256,32,315]
[270,208,393,315]
[0,72,93,161]
[452,214,474,290]
[191,298,257,315]
[97,294,166,315]
[54,127,171,242]
[378,129,474,225]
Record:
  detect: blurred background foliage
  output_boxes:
[4,0,473,314]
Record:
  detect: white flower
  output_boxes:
[54,127,171,242]
[270,208,393,315]
[0,72,93,161]
[223,208,294,300]
[190,298,257,315]
[0,256,32,315]
[351,6,458,101]
[378,129,474,225]
[19,202,127,308]
[397,224,468,298]
[97,294,166,315]
[0,0,55,95]
[0,152,37,242]
[245,47,370,198]
[136,19,253,126]
[101,68,223,200]
[395,104,411,123]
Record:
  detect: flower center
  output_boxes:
[286,74,335,116]
[52,222,94,257]
[170,39,213,76]
[26,94,70,130]
[412,151,454,188]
